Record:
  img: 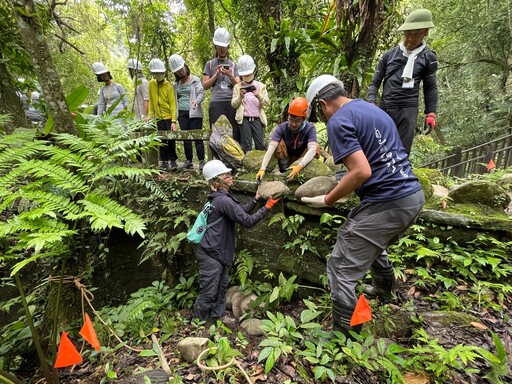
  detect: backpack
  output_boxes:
[209,129,244,170]
[187,202,222,244]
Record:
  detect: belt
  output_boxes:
[245,116,260,122]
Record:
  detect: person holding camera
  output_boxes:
[203,28,241,142]
[231,54,269,153]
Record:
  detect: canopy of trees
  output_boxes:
[1,0,511,146]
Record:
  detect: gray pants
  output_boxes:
[240,117,265,153]
[328,190,425,309]
[382,107,418,155]
[193,247,230,321]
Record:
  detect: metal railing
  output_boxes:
[420,133,512,177]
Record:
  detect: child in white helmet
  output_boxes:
[231,54,269,153]
[192,160,280,321]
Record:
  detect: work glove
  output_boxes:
[265,196,281,209]
[287,164,303,180]
[256,169,265,182]
[424,113,436,134]
[301,195,329,208]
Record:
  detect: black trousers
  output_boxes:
[156,119,177,162]
[381,106,418,155]
[178,110,204,161]
[193,247,230,321]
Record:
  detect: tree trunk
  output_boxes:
[14,0,77,135]
[0,55,31,133]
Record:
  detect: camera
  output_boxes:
[242,85,256,92]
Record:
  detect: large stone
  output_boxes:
[176,337,209,363]
[230,291,247,319]
[243,150,277,172]
[448,180,511,209]
[226,285,242,309]
[432,184,449,199]
[294,176,338,199]
[257,180,289,199]
[498,173,512,190]
[290,158,332,180]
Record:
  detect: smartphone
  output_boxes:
[242,85,256,92]
[223,65,231,70]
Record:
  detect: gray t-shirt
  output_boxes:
[133,75,149,120]
[203,58,239,102]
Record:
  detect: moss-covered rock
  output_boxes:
[289,158,332,182]
[498,173,512,191]
[413,168,435,201]
[448,180,511,209]
[242,150,277,172]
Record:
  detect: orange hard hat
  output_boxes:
[288,97,308,117]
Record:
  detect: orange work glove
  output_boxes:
[287,164,303,180]
[265,196,281,209]
[256,169,265,182]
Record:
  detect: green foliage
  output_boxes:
[0,120,162,275]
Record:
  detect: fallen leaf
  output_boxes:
[403,372,429,384]
[470,321,488,330]
[407,286,416,297]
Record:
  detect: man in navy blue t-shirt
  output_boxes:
[302,74,425,338]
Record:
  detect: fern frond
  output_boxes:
[127,300,154,321]
[42,146,97,178]
[79,193,146,237]
[92,166,155,182]
[0,138,47,171]
[19,160,88,194]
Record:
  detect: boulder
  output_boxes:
[432,184,449,199]
[498,173,512,190]
[291,158,332,180]
[295,176,338,199]
[448,180,511,209]
[257,180,289,199]
[243,150,277,172]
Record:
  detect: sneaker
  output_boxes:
[199,160,206,170]
[159,160,169,170]
[170,161,178,170]
[180,160,193,169]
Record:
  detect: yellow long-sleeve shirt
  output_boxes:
[148,79,177,121]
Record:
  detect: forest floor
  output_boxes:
[48,280,512,384]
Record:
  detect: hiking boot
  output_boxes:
[180,160,193,169]
[170,161,178,171]
[199,160,206,170]
[277,158,288,173]
[159,160,169,170]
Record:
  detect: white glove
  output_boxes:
[301,195,328,208]
[301,195,349,208]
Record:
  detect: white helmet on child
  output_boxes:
[127,58,143,71]
[169,54,185,73]
[149,58,166,73]
[203,160,231,181]
[213,28,230,47]
[92,62,108,75]
[237,55,255,76]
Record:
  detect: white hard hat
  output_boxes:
[149,58,166,73]
[169,54,185,73]
[92,62,108,75]
[202,160,231,181]
[237,55,255,76]
[127,58,143,71]
[213,27,230,47]
[305,74,342,118]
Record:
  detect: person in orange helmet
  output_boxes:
[256,97,321,181]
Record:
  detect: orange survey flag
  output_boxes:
[80,313,100,351]
[486,159,496,171]
[54,331,83,368]
[350,295,372,326]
